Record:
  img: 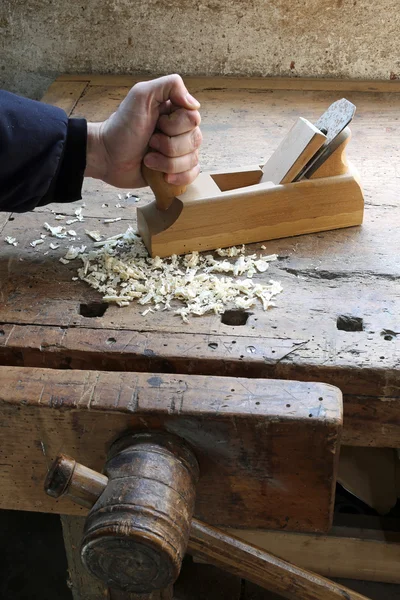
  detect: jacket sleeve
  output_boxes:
[0,90,87,212]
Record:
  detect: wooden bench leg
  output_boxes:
[61,515,109,599]
[61,516,174,600]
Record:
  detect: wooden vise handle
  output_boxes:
[45,452,371,600]
[142,164,187,211]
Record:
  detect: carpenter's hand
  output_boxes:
[84,74,202,189]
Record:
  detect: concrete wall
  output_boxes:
[1,0,400,99]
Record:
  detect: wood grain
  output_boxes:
[62,516,169,600]
[224,526,400,584]
[57,74,400,93]
[41,81,89,116]
[142,164,187,211]
[261,117,326,184]
[81,433,199,592]
[1,77,399,448]
[188,519,371,600]
[0,318,399,447]
[137,165,363,257]
[45,454,109,508]
[53,464,380,596]
[61,515,109,600]
[0,366,341,531]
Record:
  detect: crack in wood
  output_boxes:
[281,267,399,281]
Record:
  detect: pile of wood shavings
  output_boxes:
[72,226,282,322]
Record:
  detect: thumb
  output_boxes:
[150,74,201,110]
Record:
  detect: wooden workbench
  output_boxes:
[1,75,400,596]
[1,75,399,447]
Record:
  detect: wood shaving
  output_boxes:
[65,226,282,321]
[216,246,244,257]
[67,230,77,237]
[85,230,103,242]
[44,223,67,238]
[55,214,65,220]
[64,245,87,260]
[30,239,44,247]
[75,206,84,219]
[104,217,122,223]
[49,243,60,250]
[5,236,18,246]
[59,257,70,264]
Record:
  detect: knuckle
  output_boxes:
[169,73,183,84]
[191,127,203,149]
[164,136,176,156]
[131,81,147,97]
[187,110,200,127]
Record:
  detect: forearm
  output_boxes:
[0,90,87,213]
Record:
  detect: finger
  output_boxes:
[157,108,201,136]
[143,149,199,174]
[149,127,202,158]
[131,74,200,111]
[165,164,201,186]
[158,100,181,116]
[153,74,201,109]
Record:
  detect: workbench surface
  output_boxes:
[1,75,399,447]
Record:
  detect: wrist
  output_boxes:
[84,122,108,180]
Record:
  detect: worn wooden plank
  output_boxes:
[1,77,399,447]
[221,526,400,585]
[61,515,109,600]
[188,520,371,600]
[41,81,89,116]
[0,321,399,447]
[56,74,400,93]
[0,366,341,532]
[0,206,398,327]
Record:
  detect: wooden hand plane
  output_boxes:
[138,99,364,258]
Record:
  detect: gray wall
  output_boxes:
[1,0,400,99]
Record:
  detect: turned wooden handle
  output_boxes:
[44,453,108,508]
[189,519,370,600]
[45,450,371,600]
[142,164,186,211]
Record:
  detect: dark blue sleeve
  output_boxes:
[0,90,87,212]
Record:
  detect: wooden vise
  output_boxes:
[31,370,369,600]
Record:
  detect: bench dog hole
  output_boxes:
[336,315,364,332]
[221,310,251,326]
[79,302,108,318]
